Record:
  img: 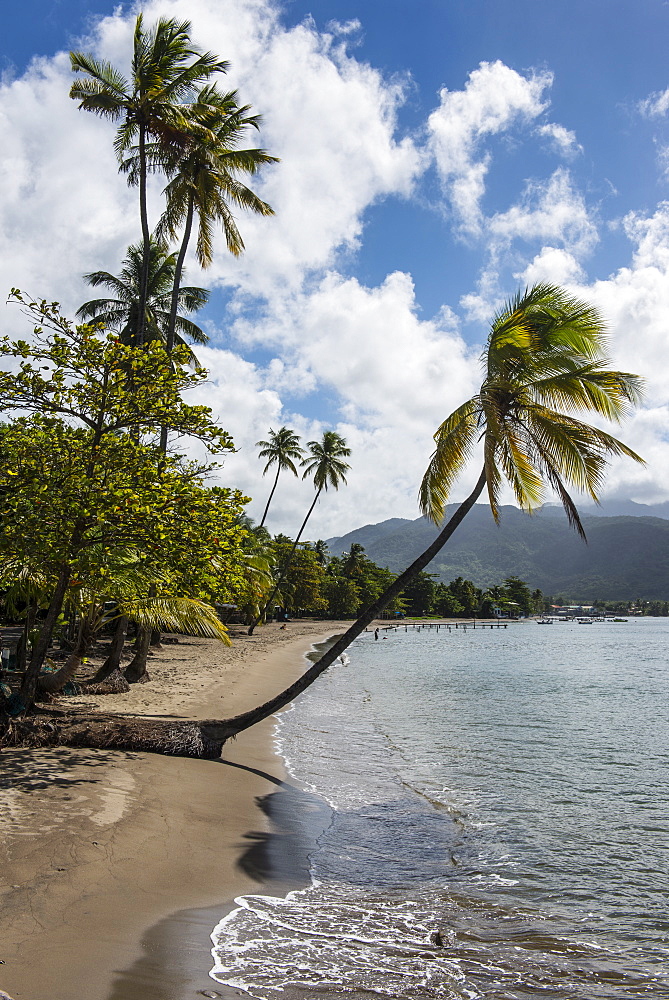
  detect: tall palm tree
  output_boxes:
[153,84,278,357]
[70,15,226,344]
[313,539,330,565]
[76,239,209,362]
[229,284,644,730]
[248,430,351,633]
[256,426,305,528]
[343,542,367,578]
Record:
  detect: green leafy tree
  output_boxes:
[443,576,480,616]
[0,295,236,704]
[531,588,546,614]
[324,550,402,618]
[276,545,327,615]
[313,539,330,566]
[256,427,305,528]
[342,543,367,579]
[401,571,437,616]
[224,524,275,625]
[322,575,360,617]
[503,576,533,617]
[433,585,465,617]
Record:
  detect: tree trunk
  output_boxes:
[259,466,281,528]
[93,614,129,682]
[249,487,322,634]
[4,469,486,758]
[137,124,150,348]
[166,193,194,356]
[16,598,37,676]
[20,563,71,704]
[2,710,226,759]
[159,192,195,457]
[37,613,95,695]
[124,625,152,683]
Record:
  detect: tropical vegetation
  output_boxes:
[0,14,645,761]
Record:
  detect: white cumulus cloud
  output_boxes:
[427,60,552,234]
[537,122,582,158]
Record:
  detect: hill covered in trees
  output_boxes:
[326,505,669,602]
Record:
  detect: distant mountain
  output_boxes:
[325,517,412,555]
[326,503,669,601]
[542,499,669,519]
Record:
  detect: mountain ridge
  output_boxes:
[325,502,669,601]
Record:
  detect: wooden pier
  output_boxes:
[373,619,509,633]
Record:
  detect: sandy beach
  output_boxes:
[0,619,354,1000]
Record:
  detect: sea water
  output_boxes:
[211,618,669,998]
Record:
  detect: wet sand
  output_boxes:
[0,620,351,1000]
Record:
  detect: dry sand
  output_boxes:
[0,619,355,1000]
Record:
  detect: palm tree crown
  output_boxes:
[70,16,226,161]
[301,431,351,494]
[420,283,644,537]
[256,426,305,528]
[154,84,278,266]
[76,239,208,363]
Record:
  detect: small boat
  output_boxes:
[612,617,628,622]
[537,618,553,624]
[576,617,593,624]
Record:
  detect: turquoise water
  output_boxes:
[212,618,669,998]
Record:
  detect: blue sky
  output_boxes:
[2,0,669,537]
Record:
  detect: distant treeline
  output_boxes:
[592,599,669,617]
[276,540,545,619]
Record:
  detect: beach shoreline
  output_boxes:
[0,620,352,1000]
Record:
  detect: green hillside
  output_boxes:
[327,506,669,601]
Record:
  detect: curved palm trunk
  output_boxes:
[259,466,281,528]
[239,467,486,730]
[167,193,195,356]
[249,487,323,634]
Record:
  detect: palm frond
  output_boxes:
[118,596,230,642]
[422,282,645,539]
[419,398,480,522]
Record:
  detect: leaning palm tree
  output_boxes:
[70,15,226,344]
[256,426,305,528]
[233,284,644,726]
[77,239,209,362]
[248,430,351,633]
